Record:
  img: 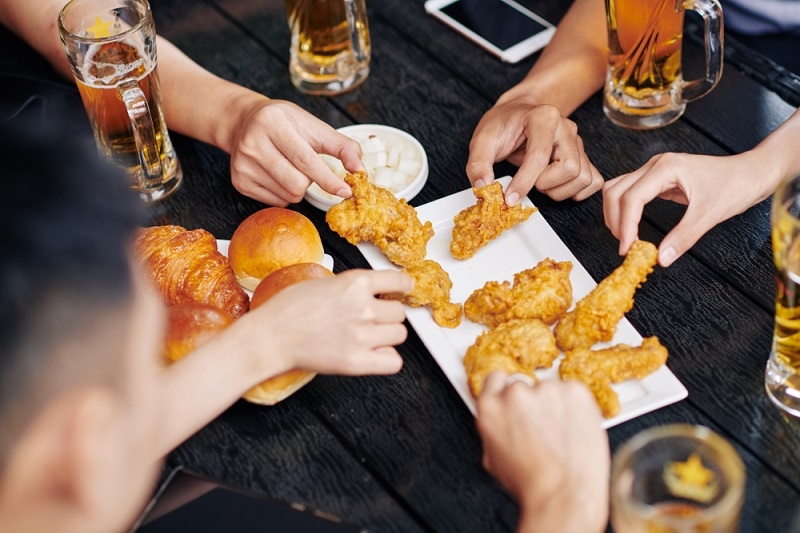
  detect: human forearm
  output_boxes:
[748,108,800,193]
[154,38,267,153]
[0,0,72,78]
[499,0,607,116]
[154,314,292,457]
[517,491,607,533]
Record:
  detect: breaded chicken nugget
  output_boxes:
[326,171,433,268]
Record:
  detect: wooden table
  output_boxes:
[3,0,800,530]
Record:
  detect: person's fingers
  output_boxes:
[372,298,410,324]
[505,108,560,206]
[362,269,415,296]
[466,127,501,189]
[348,346,404,375]
[531,120,582,194]
[481,371,510,397]
[271,131,350,198]
[571,140,604,201]
[657,207,713,267]
[231,141,308,204]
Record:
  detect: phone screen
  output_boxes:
[440,0,549,51]
[134,470,365,533]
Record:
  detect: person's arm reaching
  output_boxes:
[467,0,608,204]
[603,108,800,266]
[0,0,363,206]
[154,269,412,457]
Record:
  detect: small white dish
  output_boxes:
[304,124,429,212]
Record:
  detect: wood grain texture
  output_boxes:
[3,0,800,529]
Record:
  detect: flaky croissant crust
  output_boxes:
[135,225,249,318]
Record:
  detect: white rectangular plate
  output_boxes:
[356,176,687,428]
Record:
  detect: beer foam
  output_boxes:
[79,41,153,87]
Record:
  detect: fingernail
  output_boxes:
[505,192,520,206]
[336,186,352,198]
[474,178,487,188]
[659,246,676,267]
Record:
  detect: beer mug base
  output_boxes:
[765,354,800,417]
[603,103,686,130]
[136,159,183,203]
[290,65,369,96]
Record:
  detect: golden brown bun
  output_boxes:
[228,208,324,291]
[241,370,318,406]
[250,262,334,308]
[163,303,233,364]
[242,262,334,405]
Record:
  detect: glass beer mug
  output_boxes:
[603,0,723,130]
[59,0,182,202]
[287,0,371,95]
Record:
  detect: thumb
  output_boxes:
[658,208,714,266]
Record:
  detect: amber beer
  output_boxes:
[287,0,371,95]
[605,0,683,122]
[76,42,180,197]
[603,0,722,130]
[767,177,800,416]
[59,0,182,202]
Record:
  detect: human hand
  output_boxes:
[603,151,774,267]
[466,99,603,205]
[476,373,609,533]
[228,99,364,206]
[248,269,413,375]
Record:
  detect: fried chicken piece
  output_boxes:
[554,240,658,351]
[326,171,433,268]
[382,260,463,328]
[559,336,668,418]
[450,181,537,260]
[464,258,573,328]
[463,318,559,397]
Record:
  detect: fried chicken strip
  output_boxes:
[554,240,658,351]
[463,318,559,397]
[382,260,463,328]
[464,258,573,328]
[559,336,668,418]
[450,181,537,260]
[326,171,433,268]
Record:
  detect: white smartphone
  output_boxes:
[424,0,555,63]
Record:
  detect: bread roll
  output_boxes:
[242,262,334,405]
[163,303,233,364]
[228,208,324,291]
[135,225,249,318]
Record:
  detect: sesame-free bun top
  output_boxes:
[243,262,334,405]
[228,208,324,291]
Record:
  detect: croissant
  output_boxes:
[135,225,250,318]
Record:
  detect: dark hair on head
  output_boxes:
[0,112,146,442]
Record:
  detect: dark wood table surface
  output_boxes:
[4,0,800,531]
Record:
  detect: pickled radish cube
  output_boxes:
[402,148,418,159]
[397,157,422,176]
[363,151,387,170]
[368,134,386,153]
[374,166,394,188]
[387,143,402,168]
[392,170,409,189]
[359,138,379,154]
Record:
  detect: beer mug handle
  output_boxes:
[343,0,368,62]
[118,80,164,190]
[680,0,723,103]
